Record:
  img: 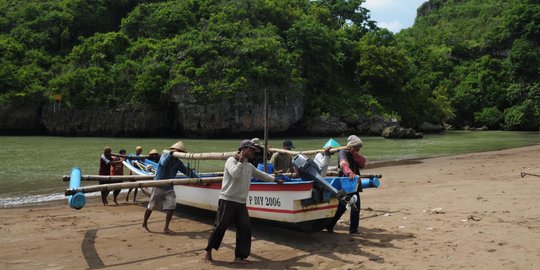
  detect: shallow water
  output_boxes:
[0,131,538,207]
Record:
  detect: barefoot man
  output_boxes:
[142,141,199,234]
[204,139,284,264]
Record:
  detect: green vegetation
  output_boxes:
[397,0,540,129]
[0,0,538,130]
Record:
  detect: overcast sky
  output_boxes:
[364,0,428,33]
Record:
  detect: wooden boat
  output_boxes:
[123,159,379,232]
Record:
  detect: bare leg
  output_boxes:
[126,188,132,202]
[164,209,175,234]
[101,190,109,205]
[204,250,214,264]
[113,189,120,205]
[142,209,152,233]
[133,188,138,202]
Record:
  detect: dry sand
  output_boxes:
[1,145,540,269]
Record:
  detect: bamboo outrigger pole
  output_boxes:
[65,176,224,196]
[62,175,154,182]
[164,146,348,161]
[62,171,381,183]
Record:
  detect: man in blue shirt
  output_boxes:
[142,141,199,234]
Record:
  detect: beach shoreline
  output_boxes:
[2,145,540,269]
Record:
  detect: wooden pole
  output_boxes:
[168,150,237,160]
[63,172,227,182]
[63,171,381,183]
[111,153,148,159]
[267,146,347,156]
[163,146,346,161]
[65,177,224,196]
[264,88,269,172]
[62,175,154,182]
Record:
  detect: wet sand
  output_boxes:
[1,145,540,269]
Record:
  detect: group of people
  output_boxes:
[97,146,161,205]
[98,135,367,264]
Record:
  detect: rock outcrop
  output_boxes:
[169,87,304,137]
[302,116,348,136]
[0,96,45,134]
[41,105,172,137]
[355,116,398,135]
[417,121,444,133]
[382,126,423,139]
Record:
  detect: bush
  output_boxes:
[474,107,503,129]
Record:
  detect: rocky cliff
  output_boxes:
[169,87,304,137]
[0,93,412,137]
[40,105,173,137]
[0,96,45,134]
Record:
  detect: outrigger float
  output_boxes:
[65,147,381,233]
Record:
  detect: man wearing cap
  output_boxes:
[247,138,272,168]
[326,135,366,234]
[142,141,199,234]
[204,140,284,265]
[270,140,295,173]
[126,146,144,202]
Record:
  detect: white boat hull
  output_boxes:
[175,182,338,226]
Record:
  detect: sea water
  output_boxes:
[0,131,538,207]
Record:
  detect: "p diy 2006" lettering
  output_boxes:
[248,195,281,207]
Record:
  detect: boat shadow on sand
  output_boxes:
[81,203,414,269]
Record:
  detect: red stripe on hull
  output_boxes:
[185,182,313,192]
[247,204,336,214]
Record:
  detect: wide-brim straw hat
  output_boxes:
[148,149,159,155]
[170,141,187,152]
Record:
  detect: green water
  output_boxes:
[0,131,538,206]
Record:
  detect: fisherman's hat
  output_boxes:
[240,139,260,152]
[170,141,187,152]
[148,149,159,155]
[346,135,363,148]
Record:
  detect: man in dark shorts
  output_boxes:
[326,135,366,234]
[142,141,199,234]
[98,146,121,206]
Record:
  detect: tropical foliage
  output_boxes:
[0,0,538,130]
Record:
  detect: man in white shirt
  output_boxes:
[204,140,284,265]
[314,146,332,177]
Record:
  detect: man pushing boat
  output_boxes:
[204,139,285,265]
[142,141,199,234]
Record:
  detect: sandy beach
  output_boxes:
[1,145,540,269]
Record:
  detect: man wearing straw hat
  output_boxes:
[142,141,199,234]
[204,139,285,265]
[326,135,366,234]
[147,149,161,163]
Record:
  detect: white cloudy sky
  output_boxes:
[364,0,428,33]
